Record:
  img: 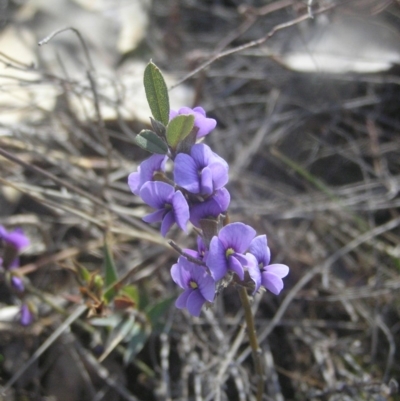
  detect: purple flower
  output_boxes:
[169,107,216,138]
[174,143,228,196]
[171,256,215,316]
[0,226,29,252]
[189,188,230,227]
[20,304,33,326]
[247,235,289,295]
[0,226,29,270]
[128,154,167,196]
[196,236,207,260]
[140,181,190,236]
[11,275,24,292]
[206,222,256,281]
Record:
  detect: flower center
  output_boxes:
[226,248,234,258]
[189,280,198,289]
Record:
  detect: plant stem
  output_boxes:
[238,286,264,400]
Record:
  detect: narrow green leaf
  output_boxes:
[134,130,168,154]
[166,114,195,149]
[99,315,136,363]
[103,235,118,303]
[143,61,170,126]
[90,315,122,327]
[76,264,91,283]
[123,329,148,365]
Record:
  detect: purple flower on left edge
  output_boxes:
[0,226,30,253]
[169,107,216,139]
[174,143,228,196]
[128,154,167,196]
[206,222,256,281]
[140,181,190,236]
[0,226,29,271]
[171,256,215,317]
[247,235,289,295]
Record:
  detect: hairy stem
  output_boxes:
[238,286,264,400]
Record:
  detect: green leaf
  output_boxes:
[103,236,118,303]
[121,285,140,305]
[134,130,168,154]
[123,329,148,365]
[90,315,122,327]
[176,127,198,154]
[166,114,195,149]
[76,264,91,283]
[98,314,136,363]
[150,117,166,137]
[143,61,170,126]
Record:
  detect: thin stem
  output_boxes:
[238,286,264,401]
[168,240,206,266]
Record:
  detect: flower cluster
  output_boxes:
[0,225,33,325]
[128,106,289,316]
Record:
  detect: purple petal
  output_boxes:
[11,276,24,292]
[177,107,193,115]
[248,235,271,267]
[20,304,33,326]
[171,107,216,138]
[161,211,175,237]
[210,151,229,169]
[228,255,245,281]
[207,237,228,281]
[261,272,284,295]
[142,209,165,224]
[234,253,248,266]
[128,155,167,196]
[264,263,289,278]
[171,261,191,289]
[139,155,167,182]
[190,143,213,166]
[218,223,256,253]
[197,236,207,259]
[0,227,30,251]
[212,187,231,210]
[194,113,217,138]
[172,191,190,232]
[197,121,216,138]
[186,290,206,317]
[128,171,141,195]
[182,248,201,260]
[193,271,215,302]
[140,181,174,209]
[200,167,214,195]
[174,153,200,193]
[246,253,261,293]
[208,162,229,190]
[175,289,192,309]
[192,106,206,116]
[189,188,230,227]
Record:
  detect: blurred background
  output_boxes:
[1,0,400,400]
